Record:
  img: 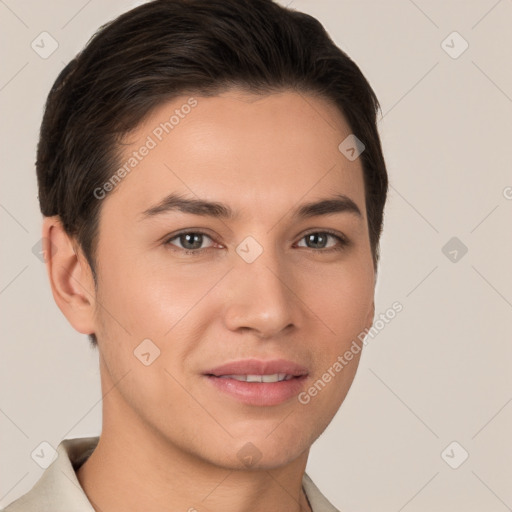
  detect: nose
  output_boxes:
[222,245,299,339]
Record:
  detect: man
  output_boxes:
[3,0,388,510]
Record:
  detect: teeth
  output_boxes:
[218,373,290,382]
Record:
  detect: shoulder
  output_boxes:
[2,437,99,512]
[302,472,341,512]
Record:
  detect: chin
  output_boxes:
[227,431,310,471]
[218,448,307,472]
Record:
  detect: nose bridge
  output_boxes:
[223,234,297,337]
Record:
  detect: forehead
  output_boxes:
[99,89,367,225]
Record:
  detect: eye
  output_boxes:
[164,229,349,256]
[295,230,349,252]
[164,231,216,254]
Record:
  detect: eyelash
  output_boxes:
[163,229,350,256]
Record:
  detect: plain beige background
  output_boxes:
[1,1,511,510]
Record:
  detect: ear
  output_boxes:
[42,216,97,335]
[365,299,375,331]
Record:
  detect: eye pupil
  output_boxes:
[181,233,203,250]
[307,233,328,249]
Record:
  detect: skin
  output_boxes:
[43,89,375,512]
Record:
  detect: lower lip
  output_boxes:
[205,375,308,406]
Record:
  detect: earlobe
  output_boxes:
[42,216,97,335]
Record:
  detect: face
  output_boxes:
[91,89,375,470]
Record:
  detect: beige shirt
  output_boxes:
[2,437,340,512]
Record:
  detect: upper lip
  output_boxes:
[204,358,309,377]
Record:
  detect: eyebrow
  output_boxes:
[139,192,363,221]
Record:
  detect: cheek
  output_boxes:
[307,262,374,342]
[95,246,206,339]
[93,254,230,395]
[301,259,373,414]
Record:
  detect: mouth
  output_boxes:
[203,359,309,406]
[215,373,296,382]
